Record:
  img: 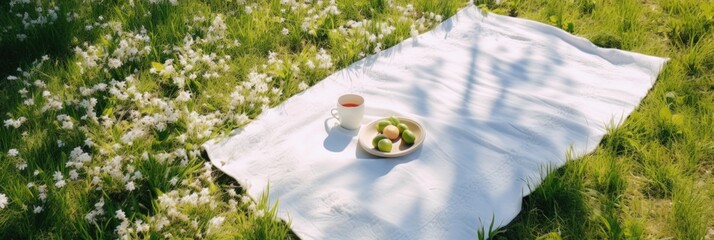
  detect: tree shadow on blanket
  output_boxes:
[315,28,591,238]
[412,32,587,239]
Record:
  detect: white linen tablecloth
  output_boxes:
[204,5,667,239]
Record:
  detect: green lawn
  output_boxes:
[0,0,712,239]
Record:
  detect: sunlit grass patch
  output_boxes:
[671,179,707,239]
[661,0,713,47]
[485,0,713,239]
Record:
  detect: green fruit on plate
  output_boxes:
[402,129,416,144]
[376,120,391,133]
[377,138,393,152]
[372,134,388,148]
[397,123,409,132]
[388,116,400,126]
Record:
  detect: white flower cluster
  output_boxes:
[148,0,179,5]
[56,114,74,130]
[37,184,48,201]
[231,70,274,108]
[67,147,92,170]
[332,3,444,55]
[201,14,227,45]
[4,117,27,128]
[207,216,225,233]
[300,0,341,35]
[108,23,152,69]
[7,149,19,157]
[6,1,60,35]
[85,198,105,224]
[6,148,27,170]
[0,0,453,237]
[40,90,64,112]
[53,171,66,188]
[8,0,32,8]
[74,43,103,71]
[113,162,229,238]
[74,24,151,73]
[315,48,333,69]
[0,193,8,209]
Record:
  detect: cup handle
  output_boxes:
[330,108,340,120]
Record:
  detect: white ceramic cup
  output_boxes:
[330,94,365,130]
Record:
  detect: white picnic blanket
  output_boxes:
[204,5,667,239]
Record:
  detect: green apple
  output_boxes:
[377,138,393,152]
[388,116,400,126]
[401,129,416,144]
[372,134,388,148]
[376,120,391,133]
[397,123,409,132]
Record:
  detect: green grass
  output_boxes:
[0,0,712,239]
[485,0,714,239]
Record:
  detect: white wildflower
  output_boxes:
[56,114,74,130]
[176,90,191,102]
[85,198,105,224]
[115,209,126,220]
[16,161,27,170]
[54,171,66,188]
[23,98,34,106]
[134,219,151,232]
[173,76,185,88]
[53,171,63,181]
[125,181,135,191]
[4,117,27,128]
[305,59,315,69]
[227,189,238,197]
[241,195,251,204]
[91,176,101,186]
[169,177,178,185]
[255,209,265,218]
[316,48,333,69]
[84,138,95,147]
[7,149,19,157]
[156,216,170,230]
[0,193,8,209]
[368,34,377,43]
[107,58,122,69]
[33,205,43,213]
[298,81,309,91]
[38,185,47,201]
[281,28,289,35]
[33,80,46,88]
[208,216,225,229]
